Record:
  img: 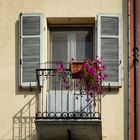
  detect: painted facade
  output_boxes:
[0,0,128,140]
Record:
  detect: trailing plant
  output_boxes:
[73,58,108,95]
[55,57,108,95]
[55,61,70,89]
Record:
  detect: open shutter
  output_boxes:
[97,14,121,87]
[19,13,43,87]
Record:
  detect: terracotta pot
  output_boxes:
[70,62,84,79]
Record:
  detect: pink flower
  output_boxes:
[55,61,64,72]
[55,57,108,96]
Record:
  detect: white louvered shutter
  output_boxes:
[97,14,121,87]
[19,13,43,87]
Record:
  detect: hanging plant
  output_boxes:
[70,61,84,79]
[55,57,108,95]
[55,61,70,89]
[70,57,108,95]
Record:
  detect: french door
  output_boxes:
[47,27,94,114]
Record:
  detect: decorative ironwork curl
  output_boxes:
[13,118,20,123]
[36,111,101,120]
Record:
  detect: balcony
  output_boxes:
[35,62,102,140]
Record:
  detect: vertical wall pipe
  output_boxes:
[133,0,138,139]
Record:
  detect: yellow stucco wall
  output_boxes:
[0,0,128,140]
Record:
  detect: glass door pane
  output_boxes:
[51,32,68,68]
[51,32,69,90]
[76,31,93,61]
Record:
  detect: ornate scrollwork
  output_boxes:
[36,111,101,119]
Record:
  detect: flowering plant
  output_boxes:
[55,61,69,89]
[55,57,108,95]
[72,58,108,95]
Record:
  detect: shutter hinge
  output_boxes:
[20,59,22,65]
[119,60,121,65]
[108,83,111,91]
[30,83,32,92]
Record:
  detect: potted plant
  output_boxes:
[70,58,108,95]
[55,61,70,89]
[55,58,108,95]
[70,61,84,78]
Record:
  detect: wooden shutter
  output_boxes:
[97,14,121,87]
[19,13,43,87]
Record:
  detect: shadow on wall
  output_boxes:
[13,18,40,140]
[0,97,38,140]
[12,96,38,140]
[15,20,20,95]
[15,20,37,96]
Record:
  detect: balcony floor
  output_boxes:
[35,120,102,140]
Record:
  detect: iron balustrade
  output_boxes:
[35,62,101,120]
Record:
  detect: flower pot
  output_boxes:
[70,62,84,79]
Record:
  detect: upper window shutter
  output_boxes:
[19,13,43,87]
[97,14,121,87]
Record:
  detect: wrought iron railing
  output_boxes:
[35,62,101,120]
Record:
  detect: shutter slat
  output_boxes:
[23,38,40,64]
[105,63,118,82]
[101,16,119,36]
[23,64,38,82]
[101,38,119,62]
[23,16,40,35]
